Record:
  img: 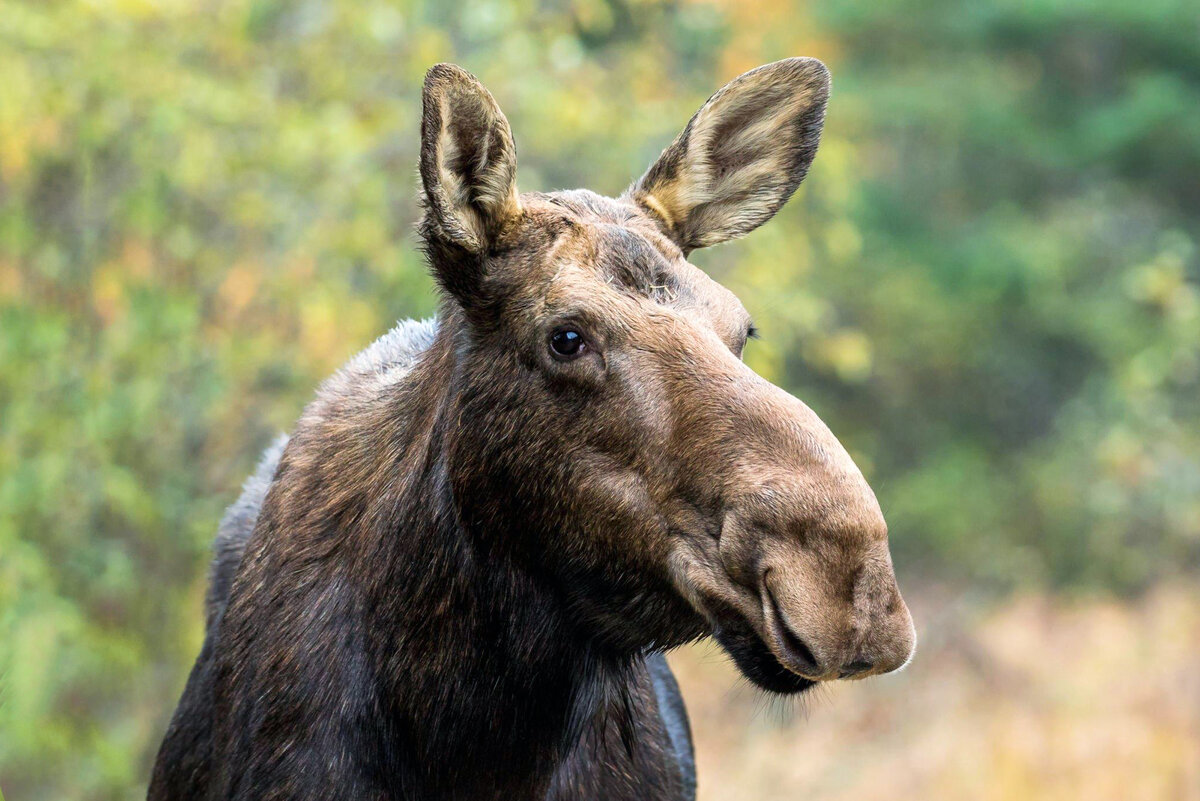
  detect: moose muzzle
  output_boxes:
[756,537,915,681]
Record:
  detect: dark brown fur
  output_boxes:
[150,60,914,800]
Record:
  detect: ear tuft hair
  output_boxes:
[627,58,830,252]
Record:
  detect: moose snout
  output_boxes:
[702,374,917,685]
[757,550,916,682]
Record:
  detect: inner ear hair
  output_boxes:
[420,64,522,255]
[627,57,831,252]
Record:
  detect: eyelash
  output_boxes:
[746,325,760,340]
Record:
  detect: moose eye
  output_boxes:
[549,328,587,360]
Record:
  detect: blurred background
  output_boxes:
[1,0,1198,798]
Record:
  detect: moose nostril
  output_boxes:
[778,622,819,672]
[838,660,874,678]
[763,583,820,673]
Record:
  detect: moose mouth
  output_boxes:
[671,548,817,694]
[710,602,816,695]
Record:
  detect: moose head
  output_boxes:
[420,60,915,694]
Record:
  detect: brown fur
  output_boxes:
[149,59,913,801]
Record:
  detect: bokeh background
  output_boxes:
[2,0,1198,798]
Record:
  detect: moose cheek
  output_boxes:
[577,459,659,532]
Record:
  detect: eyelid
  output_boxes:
[545,311,607,352]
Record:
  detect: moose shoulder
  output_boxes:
[150,59,915,801]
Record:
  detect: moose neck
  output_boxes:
[341,312,630,799]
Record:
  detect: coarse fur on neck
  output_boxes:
[208,306,644,800]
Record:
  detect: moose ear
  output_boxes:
[419,64,521,262]
[627,58,830,252]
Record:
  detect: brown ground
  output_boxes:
[669,584,1200,801]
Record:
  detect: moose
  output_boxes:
[150,58,915,800]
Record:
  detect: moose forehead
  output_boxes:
[505,189,753,341]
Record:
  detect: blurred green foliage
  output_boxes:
[0,0,1197,797]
